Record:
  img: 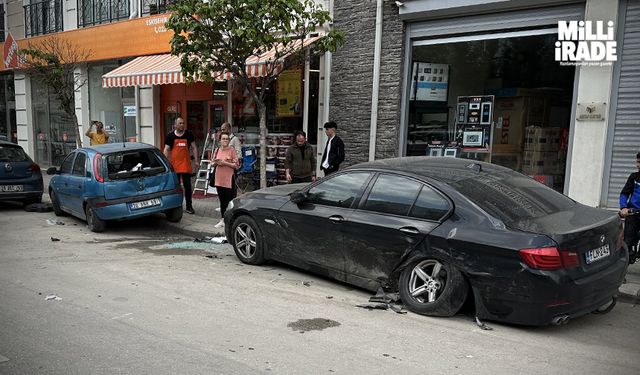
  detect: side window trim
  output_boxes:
[409,184,454,223]
[72,152,88,177]
[358,172,423,216]
[60,153,76,175]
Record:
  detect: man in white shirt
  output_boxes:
[320,121,345,176]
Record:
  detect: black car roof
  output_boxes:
[349,156,516,184]
[0,140,22,148]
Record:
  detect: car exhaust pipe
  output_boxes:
[551,315,570,325]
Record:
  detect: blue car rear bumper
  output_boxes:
[90,192,183,221]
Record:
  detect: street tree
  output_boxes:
[166,0,344,188]
[20,37,92,148]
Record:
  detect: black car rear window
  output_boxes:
[449,171,576,224]
[105,150,167,180]
[0,145,28,162]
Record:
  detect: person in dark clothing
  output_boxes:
[285,131,316,183]
[619,151,640,264]
[320,121,345,176]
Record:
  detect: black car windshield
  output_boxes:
[0,145,28,162]
[449,170,576,225]
[105,150,167,180]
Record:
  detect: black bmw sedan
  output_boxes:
[224,157,627,326]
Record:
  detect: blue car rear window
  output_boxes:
[105,150,167,180]
[0,145,28,162]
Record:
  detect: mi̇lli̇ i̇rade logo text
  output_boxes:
[555,21,617,66]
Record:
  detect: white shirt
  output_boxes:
[322,136,334,169]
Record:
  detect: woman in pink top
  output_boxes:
[212,132,239,228]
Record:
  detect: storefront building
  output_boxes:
[330,0,634,208]
[1,0,330,184]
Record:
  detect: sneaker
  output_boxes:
[185,207,195,215]
[214,219,225,228]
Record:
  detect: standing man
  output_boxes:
[164,117,199,214]
[619,151,640,264]
[285,130,316,183]
[85,121,109,145]
[221,122,242,160]
[320,121,345,176]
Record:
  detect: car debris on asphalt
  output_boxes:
[44,294,62,301]
[46,218,65,225]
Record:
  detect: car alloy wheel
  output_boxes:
[234,223,257,259]
[408,259,446,303]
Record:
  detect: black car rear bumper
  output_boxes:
[473,252,628,326]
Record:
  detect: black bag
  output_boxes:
[208,149,218,188]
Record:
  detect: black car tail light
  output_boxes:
[93,153,104,183]
[29,163,41,173]
[519,247,578,270]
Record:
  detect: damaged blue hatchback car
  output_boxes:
[47,142,184,232]
[224,157,627,326]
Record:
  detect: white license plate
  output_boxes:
[585,244,610,264]
[130,198,161,210]
[0,185,23,192]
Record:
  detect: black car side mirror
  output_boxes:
[290,191,308,204]
[46,167,58,175]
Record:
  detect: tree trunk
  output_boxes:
[258,102,267,189]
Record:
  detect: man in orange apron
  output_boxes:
[163,117,199,214]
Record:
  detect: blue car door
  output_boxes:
[52,153,76,212]
[67,152,90,216]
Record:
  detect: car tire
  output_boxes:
[231,215,265,265]
[398,258,468,317]
[85,205,106,233]
[165,206,183,223]
[50,190,65,216]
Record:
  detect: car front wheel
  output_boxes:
[398,258,468,317]
[50,190,64,216]
[231,216,265,265]
[85,205,106,233]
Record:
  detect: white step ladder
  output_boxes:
[193,132,216,196]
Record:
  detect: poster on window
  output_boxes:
[276,70,302,117]
[410,62,449,102]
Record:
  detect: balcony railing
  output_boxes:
[24,0,64,37]
[141,0,175,16]
[78,0,130,28]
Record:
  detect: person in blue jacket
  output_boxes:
[619,152,640,263]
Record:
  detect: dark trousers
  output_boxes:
[322,166,339,177]
[624,214,640,251]
[291,176,312,183]
[217,186,235,217]
[178,173,193,209]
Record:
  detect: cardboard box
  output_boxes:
[524,126,561,152]
[522,150,563,174]
[493,96,549,148]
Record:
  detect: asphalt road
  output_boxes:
[0,203,639,375]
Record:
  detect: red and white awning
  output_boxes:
[102,36,320,88]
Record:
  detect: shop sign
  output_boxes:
[3,33,18,69]
[146,16,169,34]
[555,21,617,66]
[124,106,137,117]
[276,70,302,117]
[576,102,606,121]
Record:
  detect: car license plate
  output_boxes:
[585,244,610,264]
[129,198,161,210]
[0,185,23,192]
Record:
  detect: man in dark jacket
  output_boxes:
[285,131,316,183]
[320,121,345,176]
[620,151,640,263]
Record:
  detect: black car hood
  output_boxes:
[248,183,306,198]
[511,203,619,235]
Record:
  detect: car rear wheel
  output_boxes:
[50,190,65,216]
[165,206,183,222]
[85,205,106,233]
[232,216,265,265]
[399,258,468,317]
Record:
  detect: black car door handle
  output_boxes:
[399,227,420,235]
[329,215,344,223]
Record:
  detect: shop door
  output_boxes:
[603,0,640,208]
[122,100,137,142]
[187,101,208,156]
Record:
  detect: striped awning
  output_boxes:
[102,36,320,88]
